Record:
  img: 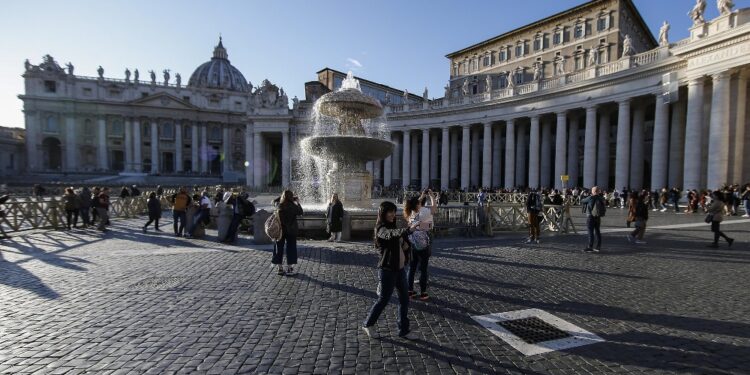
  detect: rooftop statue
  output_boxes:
[24,59,31,72]
[175,73,181,87]
[403,89,409,103]
[659,21,670,46]
[97,65,104,79]
[163,69,170,85]
[66,62,74,76]
[689,0,707,25]
[149,70,156,84]
[718,0,734,15]
[556,57,566,75]
[507,70,516,88]
[134,69,139,82]
[444,83,451,99]
[423,87,429,101]
[622,35,634,57]
[125,68,131,82]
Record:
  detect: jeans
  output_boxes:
[630,219,646,240]
[363,268,410,335]
[96,208,109,231]
[79,207,90,226]
[745,200,750,215]
[272,234,297,265]
[65,209,79,229]
[188,209,208,236]
[673,200,680,212]
[527,212,540,240]
[586,216,601,249]
[144,218,159,230]
[711,221,731,244]
[173,210,187,235]
[408,248,430,294]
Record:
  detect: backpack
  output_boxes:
[590,197,606,217]
[264,211,283,241]
[408,230,430,251]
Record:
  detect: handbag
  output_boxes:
[264,210,283,241]
[704,213,714,224]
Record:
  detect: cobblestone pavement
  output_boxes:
[1,209,749,374]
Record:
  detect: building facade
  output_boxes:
[0,126,25,178]
[19,0,750,192]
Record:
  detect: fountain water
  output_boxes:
[299,72,394,209]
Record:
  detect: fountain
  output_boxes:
[300,71,394,208]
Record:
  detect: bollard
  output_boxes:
[341,210,351,241]
[216,203,232,242]
[253,209,272,245]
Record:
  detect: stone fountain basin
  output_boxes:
[301,136,395,164]
[316,88,383,119]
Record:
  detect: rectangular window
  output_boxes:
[597,17,607,31]
[44,81,56,93]
[515,45,523,58]
[82,88,92,96]
[534,38,541,51]
[162,123,174,139]
[574,24,584,39]
[553,32,562,45]
[234,101,243,111]
[483,55,490,66]
[499,50,506,61]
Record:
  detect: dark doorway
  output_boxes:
[162,152,174,173]
[184,159,192,173]
[42,137,62,170]
[209,146,222,175]
[143,159,152,173]
[112,150,124,171]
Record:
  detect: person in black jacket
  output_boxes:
[326,193,344,242]
[272,190,304,276]
[361,201,418,340]
[143,192,162,233]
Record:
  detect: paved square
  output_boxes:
[1,209,749,374]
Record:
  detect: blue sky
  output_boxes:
[0,0,742,128]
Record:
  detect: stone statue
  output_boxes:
[125,68,131,82]
[533,64,542,81]
[658,21,670,46]
[292,96,299,107]
[444,83,451,99]
[589,47,599,66]
[689,0,707,25]
[507,71,516,88]
[622,35,634,57]
[423,87,429,101]
[163,69,170,85]
[24,59,31,72]
[149,70,156,84]
[556,58,566,75]
[403,89,409,103]
[134,69,139,83]
[384,92,391,104]
[718,0,734,15]
[462,78,470,96]
[485,75,492,92]
[66,62,74,75]
[97,65,104,79]
[175,73,181,87]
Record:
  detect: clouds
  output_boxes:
[346,57,363,69]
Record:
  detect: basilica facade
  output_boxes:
[20,0,750,192]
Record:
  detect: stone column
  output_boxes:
[430,131,439,183]
[461,125,471,189]
[245,123,254,187]
[668,98,686,188]
[683,78,705,191]
[540,118,553,188]
[222,126,231,174]
[201,124,208,173]
[731,70,748,183]
[596,111,611,189]
[392,133,401,184]
[707,71,731,188]
[651,95,670,190]
[132,119,142,172]
[470,126,480,187]
[555,111,568,190]
[410,134,419,185]
[614,99,631,191]
[421,129,430,188]
[384,133,393,187]
[630,103,645,190]
[567,115,579,188]
[516,127,528,186]
[528,116,541,189]
[124,118,133,172]
[282,129,290,187]
[504,119,516,189]
[482,122,492,188]
[175,121,183,172]
[441,127,450,190]
[450,129,459,185]
[65,116,76,171]
[97,116,107,170]
[191,123,199,173]
[24,111,38,171]
[402,130,411,188]
[254,131,263,187]
[583,106,598,188]
[150,121,159,173]
[492,124,503,187]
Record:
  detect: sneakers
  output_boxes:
[728,238,734,247]
[742,214,749,218]
[524,238,533,244]
[276,266,285,276]
[418,293,430,301]
[535,239,540,244]
[626,234,635,243]
[376,283,382,297]
[142,226,147,233]
[584,247,600,253]
[286,266,296,276]
[398,330,419,340]
[361,326,378,339]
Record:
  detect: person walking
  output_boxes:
[625,192,638,228]
[170,186,192,237]
[361,201,418,340]
[143,192,162,233]
[272,190,304,276]
[79,187,92,228]
[742,185,750,218]
[90,187,101,225]
[405,190,436,301]
[525,189,543,244]
[186,191,212,238]
[62,187,81,230]
[120,186,130,199]
[96,187,111,232]
[582,186,605,252]
[326,193,344,242]
[627,192,649,244]
[706,191,734,248]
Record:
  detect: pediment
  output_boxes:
[130,92,197,110]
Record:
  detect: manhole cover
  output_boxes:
[496,316,571,344]
[128,276,190,290]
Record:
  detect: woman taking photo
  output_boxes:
[273,190,304,275]
[706,191,734,248]
[362,201,418,340]
[326,193,344,242]
[403,190,436,301]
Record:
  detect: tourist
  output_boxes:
[626,192,638,228]
[143,192,162,233]
[581,186,605,252]
[326,193,344,242]
[439,191,449,206]
[224,192,254,243]
[130,185,141,197]
[272,190,304,276]
[671,187,681,212]
[0,194,8,239]
[96,187,110,232]
[659,187,669,212]
[477,188,487,207]
[525,188,542,244]
[169,186,192,237]
[120,186,130,199]
[79,187,92,228]
[62,187,81,230]
[90,187,101,224]
[405,190,436,301]
[742,185,750,218]
[361,201,418,340]
[627,191,649,244]
[156,185,164,197]
[706,191,734,248]
[187,191,212,238]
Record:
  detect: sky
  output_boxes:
[0,0,743,128]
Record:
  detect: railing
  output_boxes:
[566,69,588,84]
[430,98,443,108]
[632,49,660,66]
[516,83,536,95]
[597,59,625,76]
[483,203,577,236]
[540,78,562,90]
[402,191,583,206]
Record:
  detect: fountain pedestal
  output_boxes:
[327,169,373,209]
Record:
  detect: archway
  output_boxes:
[42,137,62,170]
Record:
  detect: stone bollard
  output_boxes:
[253,209,272,245]
[341,210,351,241]
[216,203,232,242]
